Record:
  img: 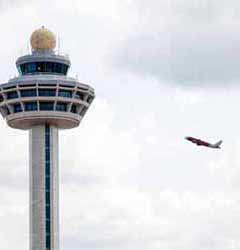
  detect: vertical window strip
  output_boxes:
[45,124,51,250]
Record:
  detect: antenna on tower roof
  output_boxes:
[27,41,31,54]
[58,35,60,55]
[20,47,23,56]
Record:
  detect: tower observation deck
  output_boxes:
[0,27,95,250]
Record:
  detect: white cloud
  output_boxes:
[60,184,240,250]
[209,141,240,188]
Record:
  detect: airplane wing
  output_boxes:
[197,139,210,147]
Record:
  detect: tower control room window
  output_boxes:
[14,103,22,113]
[58,90,72,98]
[40,102,54,111]
[20,63,36,74]
[25,102,38,111]
[71,104,77,114]
[46,62,53,73]
[20,62,69,75]
[7,91,18,100]
[28,63,37,73]
[87,96,94,104]
[75,92,84,100]
[39,89,56,97]
[21,89,37,97]
[2,106,10,115]
[80,107,88,116]
[56,102,67,112]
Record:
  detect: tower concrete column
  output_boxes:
[29,125,59,250]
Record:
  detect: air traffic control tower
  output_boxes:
[0,27,95,250]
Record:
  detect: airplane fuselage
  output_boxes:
[185,136,221,149]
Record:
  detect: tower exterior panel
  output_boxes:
[30,125,59,250]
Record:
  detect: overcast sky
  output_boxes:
[1,1,240,250]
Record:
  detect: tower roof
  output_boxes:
[30,26,56,51]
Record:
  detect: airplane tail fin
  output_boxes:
[213,140,222,148]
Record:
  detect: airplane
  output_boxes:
[185,136,222,149]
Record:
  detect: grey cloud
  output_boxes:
[114,0,240,86]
